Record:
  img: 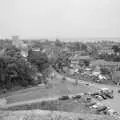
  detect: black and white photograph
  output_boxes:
[0,0,120,119]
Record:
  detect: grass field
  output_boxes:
[1,74,97,104]
[1,73,119,120]
[6,99,94,114]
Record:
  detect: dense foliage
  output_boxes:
[54,51,71,72]
[0,46,38,89]
[1,39,120,91]
[28,49,50,73]
[112,45,120,55]
[68,42,88,52]
[100,67,111,75]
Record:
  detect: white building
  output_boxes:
[12,36,29,57]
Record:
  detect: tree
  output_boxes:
[55,39,63,47]
[31,41,43,50]
[100,67,111,75]
[112,45,120,55]
[28,49,49,73]
[88,44,98,57]
[0,46,38,89]
[68,42,88,52]
[74,42,81,51]
[84,60,90,67]
[81,43,87,51]
[68,42,81,51]
[54,51,71,72]
[113,56,120,62]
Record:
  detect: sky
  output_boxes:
[0,0,120,39]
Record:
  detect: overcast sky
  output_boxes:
[0,0,120,39]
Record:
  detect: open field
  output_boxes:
[0,74,97,104]
[1,72,120,120]
[6,99,93,114]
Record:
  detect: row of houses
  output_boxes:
[98,47,114,55]
[70,54,92,68]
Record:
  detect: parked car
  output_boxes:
[99,88,114,99]
[96,106,107,114]
[85,98,97,107]
[86,102,96,107]
[107,109,118,116]
[100,94,108,100]
[95,95,104,101]
[91,102,107,114]
[59,95,69,100]
[90,102,103,109]
[91,92,100,97]
[72,94,81,99]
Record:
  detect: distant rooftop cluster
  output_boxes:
[0,35,19,40]
[0,36,13,40]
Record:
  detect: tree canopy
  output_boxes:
[28,49,49,72]
[0,46,38,89]
[112,45,120,55]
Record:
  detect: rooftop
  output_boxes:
[70,56,92,60]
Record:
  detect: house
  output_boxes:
[70,55,92,68]
[71,51,87,56]
[98,47,114,55]
[12,36,29,58]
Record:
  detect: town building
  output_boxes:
[98,47,114,55]
[70,55,92,68]
[12,36,29,58]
